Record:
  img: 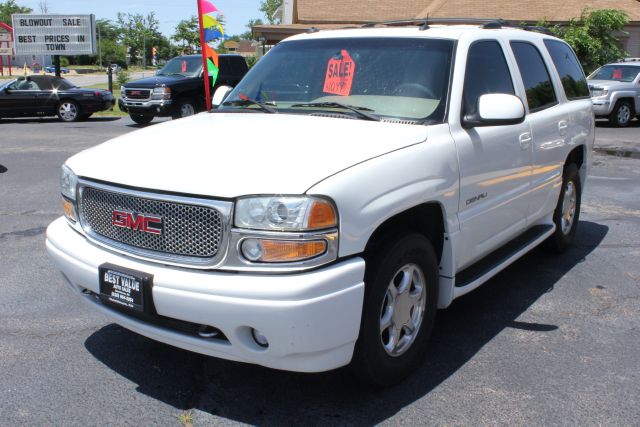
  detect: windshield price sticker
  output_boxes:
[323,50,356,96]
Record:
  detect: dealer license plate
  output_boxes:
[98,264,152,312]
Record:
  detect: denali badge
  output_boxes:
[112,210,163,235]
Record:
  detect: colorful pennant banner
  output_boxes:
[197,0,225,110]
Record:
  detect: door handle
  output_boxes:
[558,120,569,135]
[518,132,532,150]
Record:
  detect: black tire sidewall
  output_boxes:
[130,114,153,125]
[352,233,439,386]
[547,163,581,252]
[610,101,633,127]
[173,98,196,119]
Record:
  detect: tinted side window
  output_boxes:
[510,42,557,112]
[463,41,515,115]
[543,40,589,99]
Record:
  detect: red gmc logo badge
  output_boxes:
[130,91,142,95]
[113,210,163,235]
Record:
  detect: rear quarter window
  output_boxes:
[543,40,589,100]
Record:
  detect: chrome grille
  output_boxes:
[80,186,223,259]
[125,88,152,100]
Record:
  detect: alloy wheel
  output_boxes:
[379,263,427,357]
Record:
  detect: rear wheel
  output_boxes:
[351,233,438,387]
[608,100,633,127]
[129,114,154,125]
[57,101,80,122]
[544,163,581,252]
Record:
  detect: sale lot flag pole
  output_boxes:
[197,0,223,111]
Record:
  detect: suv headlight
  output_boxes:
[60,164,78,222]
[233,196,338,265]
[235,196,337,231]
[151,87,171,100]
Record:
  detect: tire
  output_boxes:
[351,233,439,387]
[608,100,634,127]
[544,163,581,253]
[172,98,196,120]
[57,101,80,122]
[129,114,154,125]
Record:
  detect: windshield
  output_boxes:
[0,79,14,90]
[588,65,640,82]
[219,37,454,122]
[157,57,202,78]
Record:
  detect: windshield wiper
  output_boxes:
[222,97,277,114]
[290,102,380,121]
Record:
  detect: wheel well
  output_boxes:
[566,145,584,171]
[364,203,445,264]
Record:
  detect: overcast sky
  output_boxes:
[16,0,264,38]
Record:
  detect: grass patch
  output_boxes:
[86,83,128,117]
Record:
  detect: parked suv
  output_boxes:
[588,61,640,126]
[119,54,248,124]
[47,21,594,386]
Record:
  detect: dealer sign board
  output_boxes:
[11,14,96,55]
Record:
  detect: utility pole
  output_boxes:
[142,36,146,69]
[98,26,102,68]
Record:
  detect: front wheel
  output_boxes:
[57,101,80,122]
[172,98,196,119]
[129,114,154,125]
[544,163,581,252]
[608,100,634,127]
[351,234,439,387]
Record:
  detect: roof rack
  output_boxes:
[361,17,509,30]
[360,18,554,35]
[521,25,553,35]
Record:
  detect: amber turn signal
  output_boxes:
[241,239,327,263]
[62,198,77,222]
[307,199,337,229]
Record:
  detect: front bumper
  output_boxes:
[591,98,612,116]
[118,97,174,116]
[46,217,365,372]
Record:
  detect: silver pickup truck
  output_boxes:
[588,60,640,127]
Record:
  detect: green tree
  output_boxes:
[172,16,200,54]
[260,0,282,24]
[0,0,32,25]
[240,18,264,40]
[100,38,127,65]
[97,19,121,41]
[545,8,629,73]
[116,12,163,67]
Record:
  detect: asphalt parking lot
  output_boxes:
[1,116,639,425]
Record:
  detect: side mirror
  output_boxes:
[211,85,233,108]
[463,93,525,128]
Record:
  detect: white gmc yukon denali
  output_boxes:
[46,22,594,386]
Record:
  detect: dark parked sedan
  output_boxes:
[0,75,115,122]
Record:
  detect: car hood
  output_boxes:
[123,75,191,88]
[587,79,633,90]
[66,113,429,198]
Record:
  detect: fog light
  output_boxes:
[241,239,264,261]
[251,328,269,348]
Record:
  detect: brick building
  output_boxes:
[253,0,640,57]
